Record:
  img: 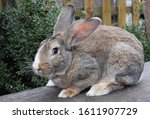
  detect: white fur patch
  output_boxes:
[58,89,68,98]
[86,83,111,96]
[91,17,102,23]
[32,44,45,71]
[46,80,56,87]
[136,71,144,84]
[86,88,110,96]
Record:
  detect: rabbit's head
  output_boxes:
[32,5,101,78]
[32,33,72,77]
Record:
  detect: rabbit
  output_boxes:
[32,5,144,98]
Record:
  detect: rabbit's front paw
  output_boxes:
[58,87,80,98]
[46,80,56,87]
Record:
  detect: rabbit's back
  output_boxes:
[76,25,143,58]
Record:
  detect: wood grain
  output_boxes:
[102,0,111,25]
[117,0,126,28]
[132,0,140,26]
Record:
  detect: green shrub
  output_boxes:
[126,0,150,61]
[0,0,59,95]
[127,23,150,62]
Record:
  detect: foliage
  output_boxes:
[0,0,59,95]
[127,23,150,62]
[137,1,144,14]
[128,1,150,61]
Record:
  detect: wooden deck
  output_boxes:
[0,62,150,102]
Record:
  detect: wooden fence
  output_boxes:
[63,0,141,28]
[0,0,141,28]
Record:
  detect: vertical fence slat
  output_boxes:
[132,0,140,26]
[84,0,94,18]
[117,0,126,28]
[102,0,111,25]
[0,0,3,10]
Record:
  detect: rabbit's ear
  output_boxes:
[65,17,102,47]
[53,5,75,35]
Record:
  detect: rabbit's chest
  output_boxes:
[53,53,100,88]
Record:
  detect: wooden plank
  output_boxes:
[0,62,150,102]
[84,0,94,18]
[102,0,111,25]
[117,0,126,28]
[132,0,140,26]
[0,0,3,10]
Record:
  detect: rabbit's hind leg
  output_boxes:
[86,81,124,96]
[86,70,142,97]
[86,43,143,97]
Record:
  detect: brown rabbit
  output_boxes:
[32,5,144,98]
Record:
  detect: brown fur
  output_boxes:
[32,5,144,98]
[61,86,81,98]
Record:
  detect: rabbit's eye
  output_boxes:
[52,47,59,55]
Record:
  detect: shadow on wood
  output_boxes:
[0,62,150,102]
